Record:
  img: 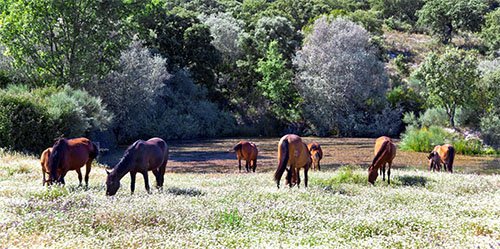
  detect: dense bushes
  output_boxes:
[0,85,110,152]
[399,126,498,155]
[96,41,235,143]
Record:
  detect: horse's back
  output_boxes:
[64,138,95,170]
[374,136,396,162]
[239,141,258,160]
[144,137,169,167]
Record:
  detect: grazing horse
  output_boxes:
[368,136,396,185]
[40,147,53,186]
[307,142,323,171]
[48,137,98,186]
[106,138,169,196]
[232,141,258,172]
[274,134,311,188]
[428,144,455,173]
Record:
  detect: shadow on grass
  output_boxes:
[396,175,428,187]
[166,187,204,197]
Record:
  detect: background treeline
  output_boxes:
[0,0,499,153]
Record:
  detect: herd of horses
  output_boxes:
[40,134,455,195]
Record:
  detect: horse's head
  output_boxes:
[427,151,441,171]
[368,165,378,184]
[48,138,68,183]
[105,169,120,196]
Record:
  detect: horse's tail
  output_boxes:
[89,142,99,160]
[48,139,68,182]
[274,139,289,184]
[232,143,242,153]
[447,146,455,173]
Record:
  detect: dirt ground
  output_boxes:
[99,137,499,175]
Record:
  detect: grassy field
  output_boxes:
[0,138,499,248]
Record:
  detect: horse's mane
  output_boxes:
[113,140,144,175]
[48,138,68,182]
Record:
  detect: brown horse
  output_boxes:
[274,134,311,188]
[48,137,98,186]
[40,147,53,186]
[368,136,396,185]
[106,137,169,196]
[307,142,323,171]
[428,144,455,173]
[232,141,258,172]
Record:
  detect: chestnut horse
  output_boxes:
[232,141,258,172]
[48,137,98,186]
[274,134,311,188]
[428,144,455,173]
[368,136,396,185]
[307,142,323,171]
[40,147,53,186]
[106,137,169,196]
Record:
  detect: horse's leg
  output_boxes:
[84,160,92,188]
[252,159,257,172]
[296,168,301,188]
[58,170,67,185]
[245,160,250,172]
[158,162,166,189]
[382,163,386,182]
[318,161,321,171]
[238,159,242,172]
[152,169,161,189]
[76,168,83,186]
[387,162,392,185]
[304,163,309,188]
[142,171,151,194]
[42,170,46,186]
[130,171,137,194]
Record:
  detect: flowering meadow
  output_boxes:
[0,149,499,248]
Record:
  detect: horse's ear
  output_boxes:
[105,169,111,175]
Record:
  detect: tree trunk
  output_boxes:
[449,105,456,128]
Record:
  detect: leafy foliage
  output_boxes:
[294,17,399,136]
[256,41,301,124]
[369,0,424,24]
[413,47,480,127]
[0,84,109,152]
[417,0,487,44]
[0,0,130,86]
[481,8,500,54]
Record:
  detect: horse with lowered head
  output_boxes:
[232,141,258,172]
[47,137,98,186]
[274,134,311,188]
[368,136,396,185]
[428,144,455,173]
[106,137,169,196]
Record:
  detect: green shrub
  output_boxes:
[399,126,451,152]
[480,114,500,148]
[0,85,110,152]
[452,138,483,155]
[0,92,56,152]
[318,165,367,186]
[399,125,498,155]
[419,107,449,128]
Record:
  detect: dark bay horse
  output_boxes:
[274,134,311,188]
[428,144,455,173]
[307,142,323,171]
[106,137,169,196]
[232,141,258,172]
[368,136,396,185]
[48,137,98,186]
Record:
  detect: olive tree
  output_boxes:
[294,17,398,136]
